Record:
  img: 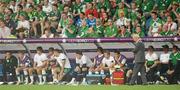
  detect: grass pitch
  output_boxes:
[0,85,180,90]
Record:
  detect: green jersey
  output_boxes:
[84,0,93,3]
[156,0,171,11]
[97,0,110,11]
[72,2,84,14]
[141,0,155,12]
[135,0,143,8]
[93,25,104,38]
[170,52,180,66]
[78,26,89,38]
[115,8,128,18]
[160,30,174,36]
[86,32,99,38]
[28,10,39,21]
[58,19,69,28]
[117,31,131,38]
[65,25,77,38]
[136,31,145,37]
[37,11,47,20]
[129,10,138,21]
[104,25,118,37]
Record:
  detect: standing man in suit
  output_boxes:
[129,34,147,85]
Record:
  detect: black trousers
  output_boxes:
[130,62,147,84]
[160,64,169,76]
[146,66,157,82]
[173,61,180,82]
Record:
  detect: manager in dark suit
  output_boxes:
[129,34,147,85]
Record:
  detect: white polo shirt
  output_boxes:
[160,53,170,63]
[54,53,71,68]
[76,55,93,67]
[145,52,158,61]
[102,56,115,67]
[34,53,47,67]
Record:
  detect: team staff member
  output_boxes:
[129,34,147,85]
[3,51,18,84]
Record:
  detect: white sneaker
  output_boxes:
[39,82,44,85]
[155,81,160,84]
[24,82,28,85]
[42,82,46,85]
[8,82,14,85]
[0,82,4,85]
[81,81,88,85]
[29,82,34,85]
[72,82,79,86]
[16,81,22,85]
[177,81,180,84]
[67,81,75,85]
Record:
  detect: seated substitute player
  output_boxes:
[113,50,127,70]
[166,45,180,84]
[156,45,170,84]
[51,49,71,84]
[88,47,104,74]
[145,46,158,84]
[16,51,32,85]
[30,47,48,85]
[68,51,93,85]
[3,51,18,84]
[101,50,115,76]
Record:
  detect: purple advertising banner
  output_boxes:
[0,37,179,44]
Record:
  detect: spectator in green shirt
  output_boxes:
[117,25,131,38]
[149,12,163,37]
[155,0,171,11]
[93,19,104,38]
[104,19,118,37]
[168,2,180,21]
[72,0,84,17]
[114,2,128,20]
[63,18,77,38]
[97,0,110,12]
[128,2,138,22]
[141,0,155,13]
[77,19,89,38]
[135,25,145,37]
[167,45,180,84]
[86,27,99,38]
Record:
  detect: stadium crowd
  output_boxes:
[0,0,180,86]
[0,45,180,85]
[0,0,179,38]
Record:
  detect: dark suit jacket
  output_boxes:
[133,41,145,63]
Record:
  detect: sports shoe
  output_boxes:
[67,81,75,85]
[0,82,4,85]
[177,81,180,84]
[29,82,34,85]
[39,82,44,85]
[8,82,14,85]
[16,81,22,85]
[81,81,88,85]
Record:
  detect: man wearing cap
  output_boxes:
[129,34,147,85]
[159,45,170,76]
